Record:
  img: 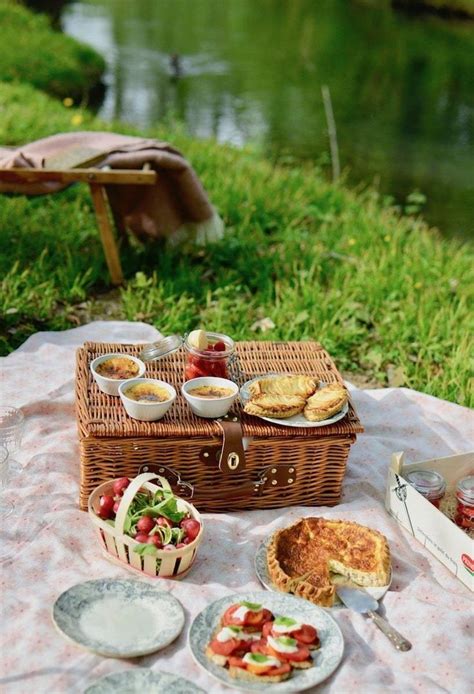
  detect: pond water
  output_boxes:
[61,0,474,239]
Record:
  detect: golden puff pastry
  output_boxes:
[248,375,317,400]
[244,394,306,419]
[303,383,347,422]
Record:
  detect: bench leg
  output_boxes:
[89,182,124,285]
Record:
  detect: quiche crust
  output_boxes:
[267,517,391,607]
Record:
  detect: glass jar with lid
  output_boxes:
[183,331,235,381]
[406,469,446,508]
[455,475,474,530]
[139,331,235,382]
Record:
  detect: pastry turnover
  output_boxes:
[303,383,347,422]
[244,394,306,419]
[248,375,317,400]
[267,517,391,607]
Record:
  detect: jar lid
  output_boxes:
[139,335,184,362]
[456,475,474,503]
[406,469,446,495]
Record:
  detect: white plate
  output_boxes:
[52,579,185,658]
[189,590,344,692]
[240,375,349,428]
[85,668,204,694]
[255,535,392,606]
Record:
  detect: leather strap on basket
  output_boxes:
[138,462,297,501]
[214,413,247,474]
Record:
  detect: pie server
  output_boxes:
[336,586,412,651]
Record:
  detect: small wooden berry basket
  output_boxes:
[88,472,203,579]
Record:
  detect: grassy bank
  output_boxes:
[0,0,105,101]
[1,81,472,406]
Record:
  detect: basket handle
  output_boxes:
[114,472,171,535]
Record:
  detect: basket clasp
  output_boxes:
[138,464,195,499]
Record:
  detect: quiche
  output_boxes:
[248,375,317,400]
[303,384,347,422]
[267,517,391,607]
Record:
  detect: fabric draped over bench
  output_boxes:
[0,131,220,241]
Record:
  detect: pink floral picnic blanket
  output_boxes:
[0,322,472,693]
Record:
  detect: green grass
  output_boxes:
[0,81,473,406]
[0,0,105,101]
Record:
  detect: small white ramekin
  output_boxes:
[182,377,238,419]
[119,378,176,421]
[90,353,146,396]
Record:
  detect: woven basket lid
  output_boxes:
[76,341,363,440]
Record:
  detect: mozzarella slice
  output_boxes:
[272,616,303,634]
[232,602,262,622]
[216,627,261,643]
[267,635,299,654]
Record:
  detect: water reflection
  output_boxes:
[62,0,474,238]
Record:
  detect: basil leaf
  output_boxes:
[274,616,297,627]
[247,653,269,664]
[240,601,262,611]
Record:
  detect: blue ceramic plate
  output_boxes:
[189,590,344,692]
[85,668,204,694]
[52,579,184,658]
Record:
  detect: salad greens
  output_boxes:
[123,487,187,536]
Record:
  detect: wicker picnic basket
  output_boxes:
[76,340,363,512]
[88,472,203,578]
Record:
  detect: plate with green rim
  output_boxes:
[85,668,204,694]
[189,590,344,692]
[52,579,185,658]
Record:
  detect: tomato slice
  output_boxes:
[250,639,267,654]
[266,643,311,662]
[222,605,246,626]
[293,624,319,646]
[228,655,246,669]
[222,605,272,628]
[262,621,273,638]
[245,608,273,628]
[245,609,265,626]
[208,638,242,656]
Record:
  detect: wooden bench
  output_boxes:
[0,167,157,285]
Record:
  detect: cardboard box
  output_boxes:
[385,451,474,591]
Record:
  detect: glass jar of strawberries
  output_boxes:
[184,330,235,381]
[455,476,474,531]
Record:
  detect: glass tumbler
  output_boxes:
[0,445,13,519]
[0,406,25,474]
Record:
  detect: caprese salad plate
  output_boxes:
[52,579,184,657]
[85,668,204,694]
[189,591,344,692]
[255,535,392,606]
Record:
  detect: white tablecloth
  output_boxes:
[0,322,473,694]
